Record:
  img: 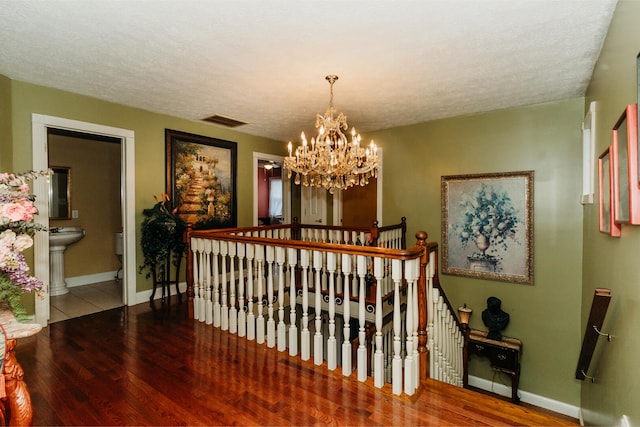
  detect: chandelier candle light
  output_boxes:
[284,75,378,193]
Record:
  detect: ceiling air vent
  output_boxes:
[202,114,248,128]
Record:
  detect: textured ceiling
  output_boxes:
[0,0,618,143]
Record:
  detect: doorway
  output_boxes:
[31,114,136,326]
[47,129,123,321]
[253,153,291,226]
[337,148,383,226]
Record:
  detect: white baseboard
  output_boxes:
[66,273,185,306]
[468,375,580,419]
[66,271,119,287]
[135,281,186,304]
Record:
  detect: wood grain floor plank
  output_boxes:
[15,301,578,426]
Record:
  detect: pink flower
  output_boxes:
[1,200,36,222]
[2,203,28,222]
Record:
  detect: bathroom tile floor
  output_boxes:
[49,280,123,323]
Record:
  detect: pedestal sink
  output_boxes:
[49,227,85,296]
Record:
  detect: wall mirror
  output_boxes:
[49,166,71,219]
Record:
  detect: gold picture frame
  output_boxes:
[165,129,237,230]
[441,171,534,285]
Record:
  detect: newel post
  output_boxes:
[292,217,301,241]
[370,220,380,246]
[185,223,194,318]
[415,231,430,382]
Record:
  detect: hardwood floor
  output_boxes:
[16,300,578,426]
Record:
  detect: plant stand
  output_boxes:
[0,306,43,426]
[149,250,182,303]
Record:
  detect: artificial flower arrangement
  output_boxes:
[455,183,520,261]
[0,170,50,321]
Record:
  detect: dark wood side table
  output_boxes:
[467,329,522,403]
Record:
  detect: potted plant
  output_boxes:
[138,194,186,301]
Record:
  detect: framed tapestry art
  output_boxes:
[441,171,534,285]
[166,129,237,230]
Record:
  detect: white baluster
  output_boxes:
[220,241,229,331]
[341,253,352,377]
[436,293,445,381]
[321,251,328,292]
[300,249,310,361]
[246,244,256,340]
[427,268,435,378]
[356,255,367,382]
[228,242,237,334]
[313,250,323,366]
[204,239,213,325]
[266,245,276,348]
[288,247,298,356]
[373,256,384,388]
[211,240,221,328]
[404,258,418,395]
[192,238,202,321]
[445,313,451,383]
[413,258,421,388]
[256,244,265,344]
[391,259,402,395]
[276,247,286,351]
[237,243,246,337]
[335,250,343,296]
[326,251,337,371]
[200,238,209,320]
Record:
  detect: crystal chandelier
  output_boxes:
[283,75,378,193]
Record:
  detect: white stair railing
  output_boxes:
[185,224,464,397]
[425,249,464,387]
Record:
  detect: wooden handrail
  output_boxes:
[188,230,423,259]
[576,288,612,381]
[427,241,464,332]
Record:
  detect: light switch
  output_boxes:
[72,210,79,218]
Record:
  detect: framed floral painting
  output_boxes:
[441,171,534,285]
[165,129,237,230]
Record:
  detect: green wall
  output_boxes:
[0,75,12,171]
[582,1,640,425]
[370,98,585,406]
[8,80,286,293]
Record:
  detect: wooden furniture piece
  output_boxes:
[0,307,42,426]
[575,288,611,381]
[467,329,522,403]
[150,249,182,303]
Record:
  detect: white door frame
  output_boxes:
[252,152,291,226]
[31,114,136,326]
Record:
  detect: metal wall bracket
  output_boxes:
[593,325,612,341]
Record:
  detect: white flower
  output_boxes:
[0,229,17,247]
[14,234,33,251]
